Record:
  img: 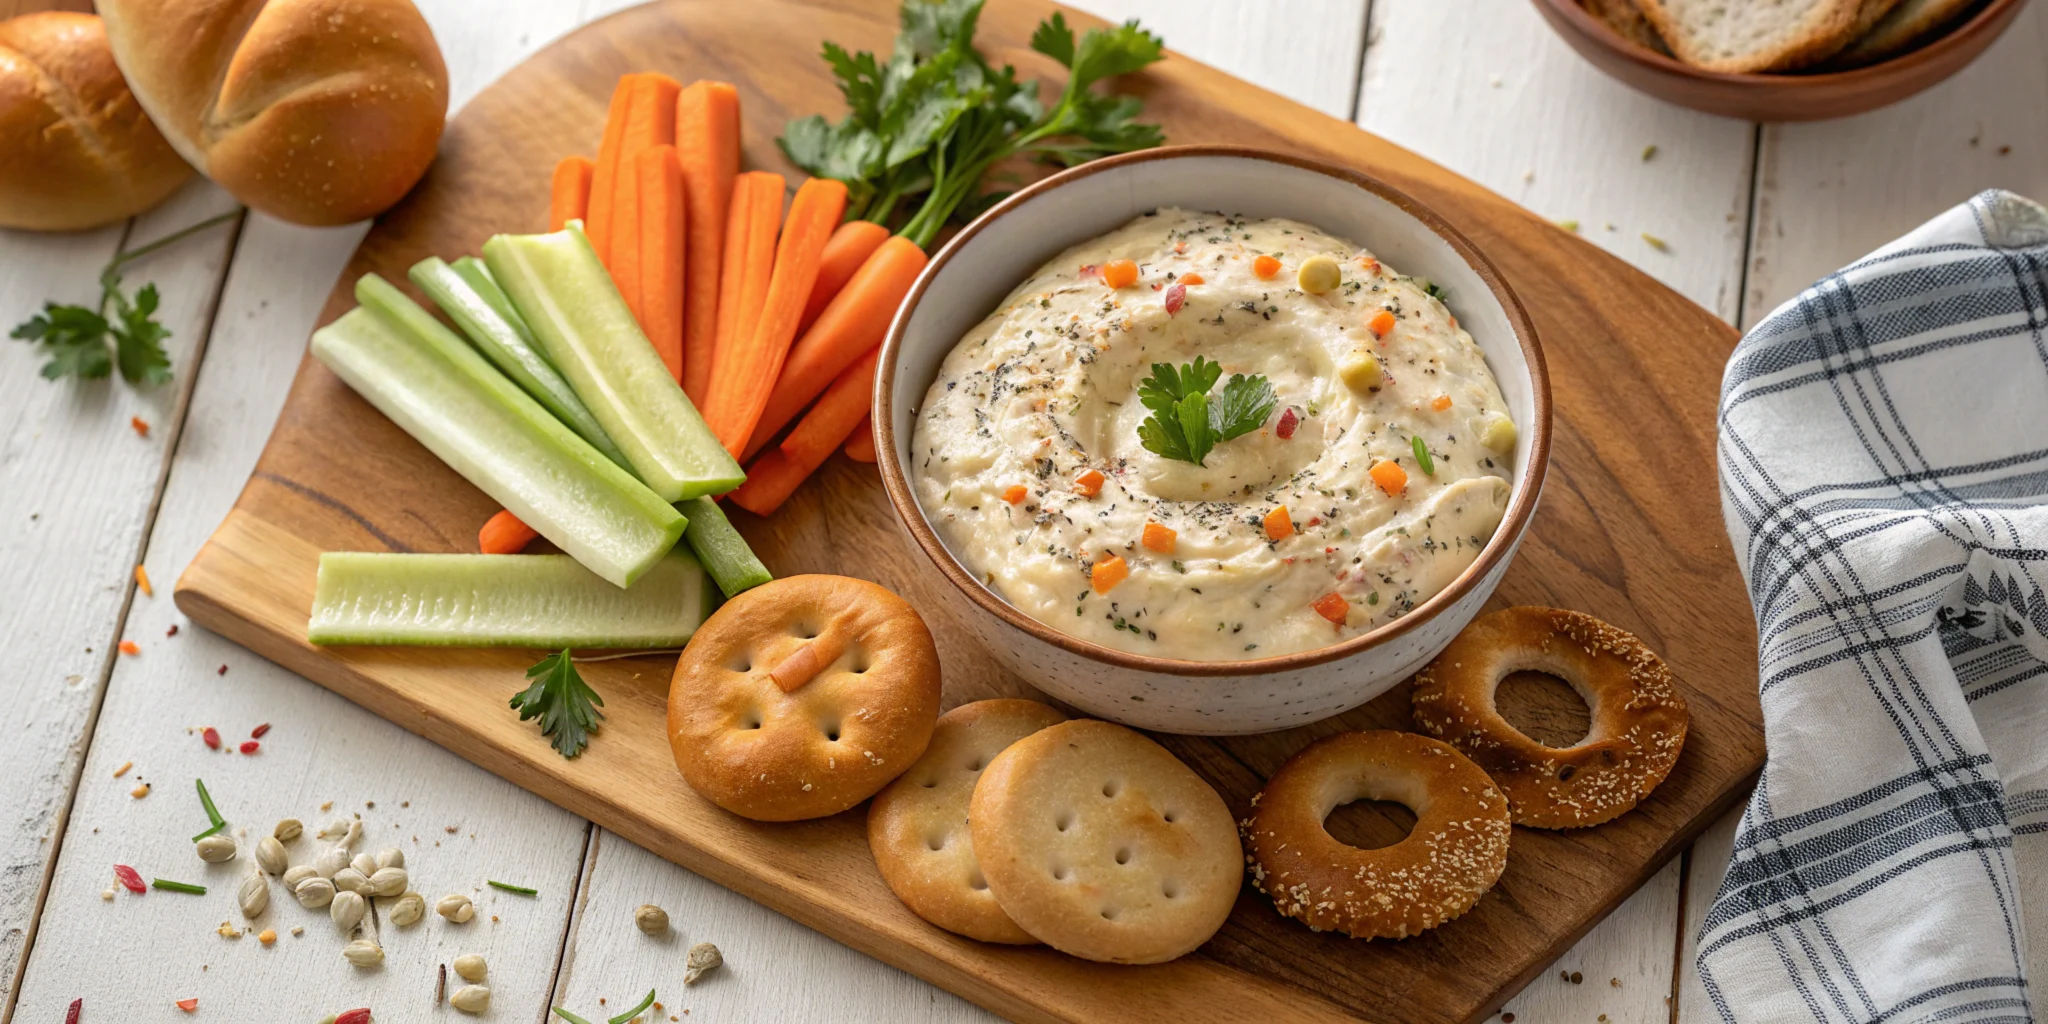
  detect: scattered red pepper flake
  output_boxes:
[166,624,179,637]
[334,1009,372,1024]
[66,998,81,1024]
[130,416,149,437]
[216,665,228,676]
[1076,263,1099,279]
[134,565,153,597]
[175,997,198,1012]
[250,723,270,739]
[202,727,220,750]
[239,740,260,755]
[1163,283,1185,315]
[1275,407,1298,439]
[113,864,146,893]
[117,640,140,656]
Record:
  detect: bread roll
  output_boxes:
[0,12,192,232]
[98,0,448,227]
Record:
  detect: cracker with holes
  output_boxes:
[1411,606,1689,829]
[869,699,1069,943]
[668,575,942,822]
[969,719,1240,963]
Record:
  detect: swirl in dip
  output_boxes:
[910,209,1515,661]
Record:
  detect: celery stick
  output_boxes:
[309,551,714,646]
[484,226,745,501]
[316,281,684,588]
[678,496,773,597]
[450,256,522,334]
[410,257,632,470]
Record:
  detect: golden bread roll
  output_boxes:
[97,0,448,227]
[0,12,192,231]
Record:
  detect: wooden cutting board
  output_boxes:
[175,1,1764,1020]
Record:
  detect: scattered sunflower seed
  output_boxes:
[282,865,319,890]
[254,836,288,875]
[238,873,269,919]
[684,941,723,985]
[330,889,367,932]
[436,893,476,923]
[293,876,336,909]
[634,904,669,935]
[388,890,426,927]
[369,866,409,897]
[332,867,373,895]
[342,937,384,968]
[273,818,303,843]
[314,846,349,879]
[195,834,237,864]
[350,852,377,877]
[373,848,405,871]
[453,953,487,982]
[449,984,490,1014]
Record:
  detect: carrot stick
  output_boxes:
[586,77,637,263]
[635,145,686,383]
[549,156,593,232]
[843,415,876,462]
[706,177,848,456]
[800,221,889,335]
[608,74,680,312]
[743,235,925,458]
[610,155,646,324]
[709,171,785,422]
[479,509,538,554]
[675,81,741,406]
[728,348,878,516]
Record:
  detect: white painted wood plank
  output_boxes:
[0,178,239,1012]
[1358,0,1757,323]
[1064,0,1368,118]
[1742,3,2048,327]
[1676,805,1743,1023]
[553,829,998,1023]
[7,1,636,1019]
[1499,858,1684,1024]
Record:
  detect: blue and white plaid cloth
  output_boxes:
[1703,189,2048,1023]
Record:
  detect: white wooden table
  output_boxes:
[2,1,2042,1020]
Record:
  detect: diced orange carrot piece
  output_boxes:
[1179,272,1204,286]
[1091,554,1129,594]
[1101,259,1138,289]
[1431,394,1453,411]
[1263,506,1294,542]
[1074,469,1105,497]
[1141,522,1176,554]
[118,640,140,656]
[1370,459,1408,495]
[1002,485,1028,504]
[1368,309,1396,338]
[1253,254,1282,279]
[1312,592,1350,624]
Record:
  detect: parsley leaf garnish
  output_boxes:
[1136,357,1278,466]
[779,2,1164,249]
[10,211,237,386]
[510,649,605,759]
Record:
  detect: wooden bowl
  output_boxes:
[1531,0,2029,121]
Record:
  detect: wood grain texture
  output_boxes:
[1742,1,2048,326]
[168,1,1765,1021]
[0,180,240,1014]
[1065,0,1368,117]
[1360,0,1756,323]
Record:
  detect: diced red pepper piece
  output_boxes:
[335,1009,373,1024]
[175,997,198,1012]
[66,998,81,1024]
[1275,407,1298,439]
[1163,283,1186,315]
[250,723,271,739]
[239,741,260,755]
[113,864,146,893]
[202,727,220,750]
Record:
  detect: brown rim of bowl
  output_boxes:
[873,144,1552,678]
[1538,0,2024,82]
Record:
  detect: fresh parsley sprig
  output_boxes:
[510,649,605,759]
[9,211,239,385]
[1136,357,1278,466]
[779,2,1164,249]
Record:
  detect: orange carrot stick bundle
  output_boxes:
[479,509,538,554]
[800,220,890,334]
[709,171,785,411]
[610,157,646,323]
[549,156,594,231]
[728,348,878,516]
[705,176,847,456]
[586,77,636,262]
[743,235,925,458]
[589,73,680,269]
[675,81,741,405]
[635,145,686,383]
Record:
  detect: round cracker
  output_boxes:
[868,699,1070,943]
[969,719,1240,964]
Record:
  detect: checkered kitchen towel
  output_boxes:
[1703,189,2048,1023]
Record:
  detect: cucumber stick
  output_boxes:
[484,226,745,502]
[409,256,631,471]
[678,496,773,597]
[316,278,684,588]
[450,256,522,332]
[309,551,715,646]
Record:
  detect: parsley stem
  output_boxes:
[151,878,207,894]
[608,990,657,1024]
[551,1010,595,1024]
[193,778,224,842]
[1411,436,1435,475]
[109,210,240,271]
[487,879,539,896]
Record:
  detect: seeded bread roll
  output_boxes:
[97,0,448,227]
[1637,0,1867,72]
[0,12,191,231]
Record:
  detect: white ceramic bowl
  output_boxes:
[875,146,1550,735]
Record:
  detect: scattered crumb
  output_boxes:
[291,926,303,936]
[113,761,132,778]
[1570,971,1584,984]
[258,929,276,945]
[1556,219,1579,233]
[1489,74,1502,87]
[101,888,115,901]
[1999,145,2011,156]
[1522,169,1535,183]
[130,416,150,437]
[1640,232,1670,252]
[320,801,333,811]
[167,624,179,637]
[131,783,151,799]
[216,922,242,939]
[118,641,140,656]
[1611,978,1621,987]
[1604,222,1616,232]
[685,942,723,985]
[134,565,153,597]
[217,665,228,675]
[1641,144,1658,161]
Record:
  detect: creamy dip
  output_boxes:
[910,209,1515,661]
